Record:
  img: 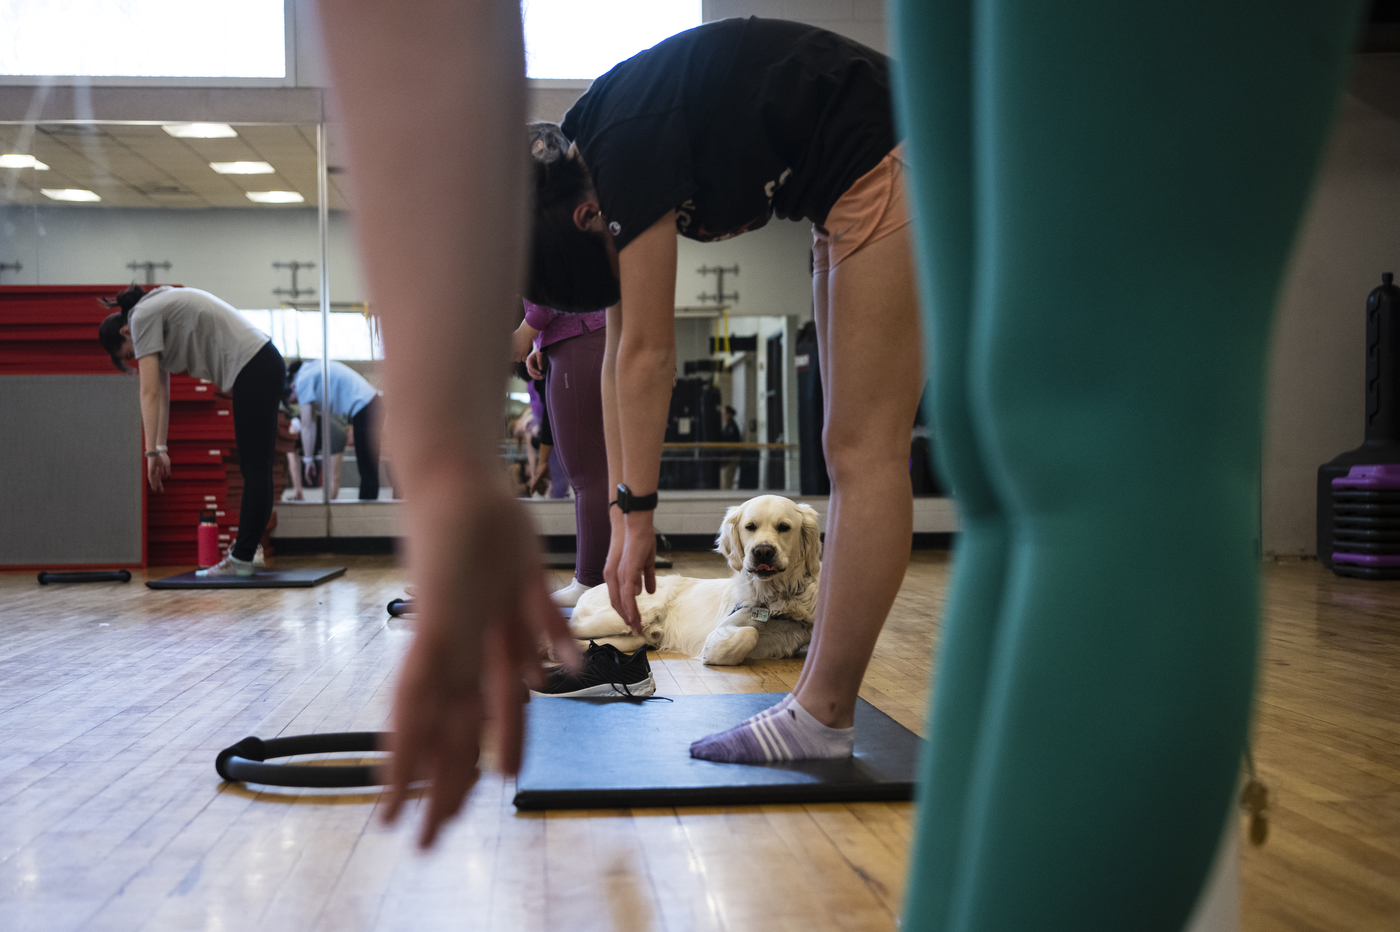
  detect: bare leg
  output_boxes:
[688,227,921,762]
[791,261,833,699]
[329,452,343,501]
[285,451,304,500]
[795,226,922,728]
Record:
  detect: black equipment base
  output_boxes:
[543,552,671,570]
[37,570,131,585]
[216,732,386,787]
[147,567,346,589]
[1332,563,1400,580]
[513,693,922,810]
[385,601,572,618]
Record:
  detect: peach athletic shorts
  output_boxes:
[811,144,910,274]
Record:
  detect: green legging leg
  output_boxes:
[891,2,1364,930]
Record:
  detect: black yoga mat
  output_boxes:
[37,570,132,584]
[147,566,346,589]
[543,552,671,570]
[514,693,921,810]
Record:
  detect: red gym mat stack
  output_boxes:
[146,375,238,566]
[147,376,291,566]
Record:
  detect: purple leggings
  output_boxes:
[544,326,608,587]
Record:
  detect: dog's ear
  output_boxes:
[797,503,822,578]
[715,504,746,572]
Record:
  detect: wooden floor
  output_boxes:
[0,553,1394,931]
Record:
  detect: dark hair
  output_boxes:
[526,122,620,313]
[95,284,147,372]
[284,358,304,401]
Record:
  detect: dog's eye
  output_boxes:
[745,523,757,531]
[777,523,791,533]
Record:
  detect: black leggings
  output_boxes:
[230,342,286,562]
[350,395,382,500]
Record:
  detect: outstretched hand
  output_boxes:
[525,348,545,381]
[604,513,657,635]
[146,451,171,492]
[382,487,578,848]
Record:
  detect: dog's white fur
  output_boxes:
[569,495,821,665]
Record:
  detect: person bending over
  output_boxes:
[511,298,609,605]
[98,284,285,577]
[528,17,921,761]
[285,358,384,501]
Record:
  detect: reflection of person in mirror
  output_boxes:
[282,404,348,501]
[511,298,608,606]
[718,404,742,490]
[284,358,384,501]
[98,284,284,577]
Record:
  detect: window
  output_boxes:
[0,0,285,78]
[238,309,382,362]
[523,0,700,80]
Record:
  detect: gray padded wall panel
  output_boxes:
[0,375,143,565]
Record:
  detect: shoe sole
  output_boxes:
[530,675,657,699]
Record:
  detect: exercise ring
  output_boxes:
[215,732,390,788]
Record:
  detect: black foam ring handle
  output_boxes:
[215,732,389,787]
[38,570,132,585]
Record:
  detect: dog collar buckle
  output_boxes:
[749,607,770,625]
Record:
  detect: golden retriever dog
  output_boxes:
[569,495,821,665]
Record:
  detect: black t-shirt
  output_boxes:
[560,17,895,252]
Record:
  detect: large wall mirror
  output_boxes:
[0,115,380,561]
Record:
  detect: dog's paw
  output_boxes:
[700,625,760,666]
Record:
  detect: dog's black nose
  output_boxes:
[752,544,777,564]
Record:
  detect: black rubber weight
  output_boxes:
[38,570,131,585]
[1332,564,1400,580]
[387,598,414,617]
[215,732,389,787]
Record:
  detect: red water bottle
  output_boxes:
[197,511,220,567]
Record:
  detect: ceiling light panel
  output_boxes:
[0,154,50,169]
[245,191,304,204]
[210,161,275,175]
[42,189,101,202]
[163,123,238,139]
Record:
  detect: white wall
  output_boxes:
[676,221,815,321]
[703,0,887,53]
[1263,90,1400,554]
[0,205,364,310]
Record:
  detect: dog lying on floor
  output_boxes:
[569,495,821,665]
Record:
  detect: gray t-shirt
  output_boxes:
[128,286,269,391]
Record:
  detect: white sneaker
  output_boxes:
[253,545,266,568]
[196,554,256,577]
[550,577,591,608]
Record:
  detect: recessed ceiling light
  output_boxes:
[0,154,49,170]
[246,191,304,204]
[162,123,238,139]
[42,188,101,202]
[211,161,274,175]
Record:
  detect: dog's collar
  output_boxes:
[730,603,796,625]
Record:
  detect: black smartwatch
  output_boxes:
[612,483,658,513]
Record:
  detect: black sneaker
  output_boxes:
[531,641,657,698]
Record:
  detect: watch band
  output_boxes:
[612,483,658,513]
